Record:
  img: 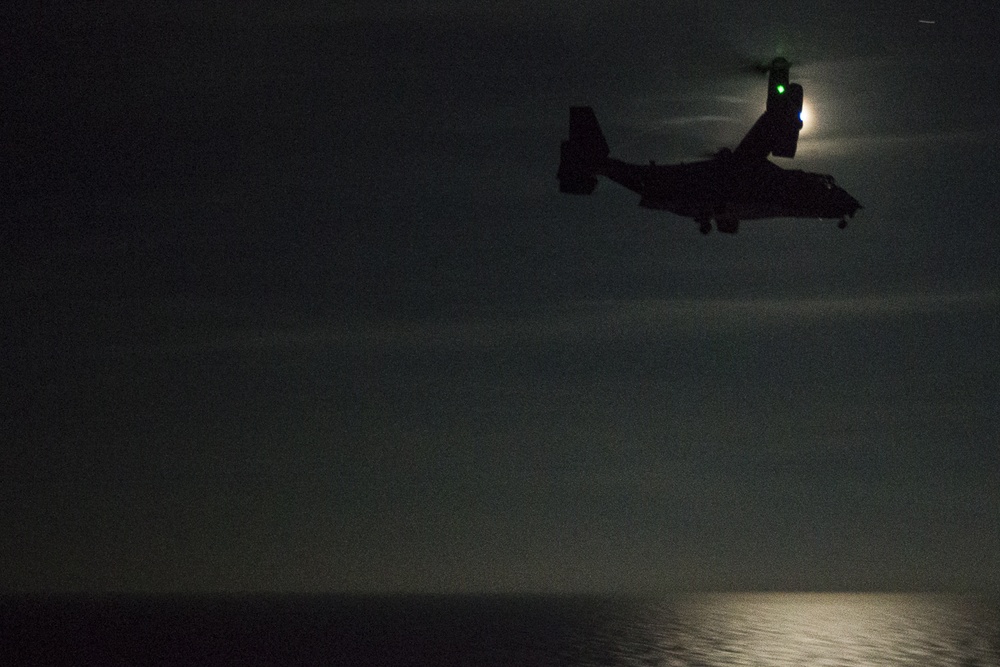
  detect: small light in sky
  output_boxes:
[918,19,936,24]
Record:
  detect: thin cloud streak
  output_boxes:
[798,126,1000,156]
[656,115,742,126]
[164,290,999,354]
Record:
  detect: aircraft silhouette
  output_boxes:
[557,58,862,234]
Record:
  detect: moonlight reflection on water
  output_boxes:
[610,594,1000,667]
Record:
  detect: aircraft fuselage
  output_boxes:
[558,96,863,233]
[603,151,861,224]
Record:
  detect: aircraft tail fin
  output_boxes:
[558,106,610,194]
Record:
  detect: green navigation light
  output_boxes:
[776,84,785,94]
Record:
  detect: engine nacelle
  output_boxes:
[766,57,791,112]
[770,83,804,158]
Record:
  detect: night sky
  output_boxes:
[5,2,999,594]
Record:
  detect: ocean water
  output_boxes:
[3,593,998,666]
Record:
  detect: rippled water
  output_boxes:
[3,593,998,665]
[571,594,999,667]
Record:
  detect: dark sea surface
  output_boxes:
[2,593,998,666]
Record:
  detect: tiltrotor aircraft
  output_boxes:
[557,58,862,234]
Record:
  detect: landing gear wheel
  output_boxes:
[838,219,847,229]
